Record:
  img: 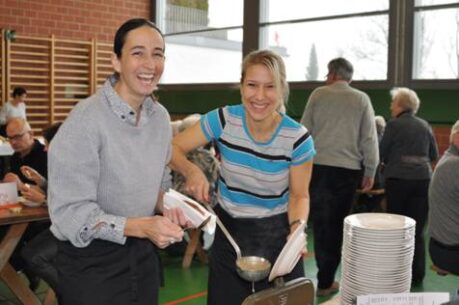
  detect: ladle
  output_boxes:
[205,205,271,292]
[182,215,211,233]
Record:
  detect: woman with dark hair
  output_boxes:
[47,18,189,305]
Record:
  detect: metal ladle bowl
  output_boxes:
[236,256,271,282]
[205,205,271,287]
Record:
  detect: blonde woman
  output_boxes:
[170,49,315,305]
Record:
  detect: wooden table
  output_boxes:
[0,205,54,305]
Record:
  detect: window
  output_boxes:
[413,1,459,79]
[156,0,243,84]
[153,0,459,88]
[259,0,389,81]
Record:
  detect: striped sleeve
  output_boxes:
[291,130,315,166]
[200,107,225,141]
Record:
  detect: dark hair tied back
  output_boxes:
[113,18,164,58]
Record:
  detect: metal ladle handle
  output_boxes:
[205,204,242,259]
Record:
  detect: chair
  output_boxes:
[182,228,208,268]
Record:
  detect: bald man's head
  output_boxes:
[6,118,34,156]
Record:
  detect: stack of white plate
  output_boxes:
[340,213,416,305]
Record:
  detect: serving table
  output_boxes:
[0,205,54,305]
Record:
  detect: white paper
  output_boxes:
[163,189,216,234]
[357,292,450,305]
[0,182,18,205]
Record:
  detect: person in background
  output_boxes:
[373,115,386,189]
[375,115,386,143]
[20,122,62,204]
[380,87,439,286]
[0,87,27,137]
[171,114,219,252]
[3,118,47,188]
[172,113,219,205]
[171,49,315,305]
[1,118,48,290]
[18,122,62,293]
[353,116,387,214]
[48,18,189,305]
[171,119,182,136]
[300,57,379,297]
[428,120,459,275]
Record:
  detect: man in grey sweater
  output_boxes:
[301,57,378,297]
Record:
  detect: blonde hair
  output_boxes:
[450,120,459,143]
[390,87,420,114]
[240,49,289,108]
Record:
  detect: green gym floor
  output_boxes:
[0,228,457,305]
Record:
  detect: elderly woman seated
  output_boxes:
[428,120,459,276]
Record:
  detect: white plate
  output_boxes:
[268,222,306,281]
[345,213,415,230]
[18,197,43,208]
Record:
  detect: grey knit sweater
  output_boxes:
[301,81,379,178]
[48,77,172,247]
[428,144,459,246]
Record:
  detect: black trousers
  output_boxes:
[21,228,59,291]
[207,205,304,305]
[310,165,361,289]
[1,221,50,273]
[429,238,459,275]
[385,178,429,283]
[56,238,160,305]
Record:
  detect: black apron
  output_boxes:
[207,205,305,305]
[56,238,161,305]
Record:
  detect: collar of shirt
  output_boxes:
[102,74,156,127]
[329,80,350,89]
[396,110,414,118]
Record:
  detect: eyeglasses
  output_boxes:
[7,132,27,141]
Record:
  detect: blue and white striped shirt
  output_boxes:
[201,105,315,218]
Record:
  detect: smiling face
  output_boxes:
[241,64,281,124]
[112,25,165,109]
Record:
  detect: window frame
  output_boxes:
[151,0,459,90]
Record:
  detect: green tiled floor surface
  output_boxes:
[1,229,457,305]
